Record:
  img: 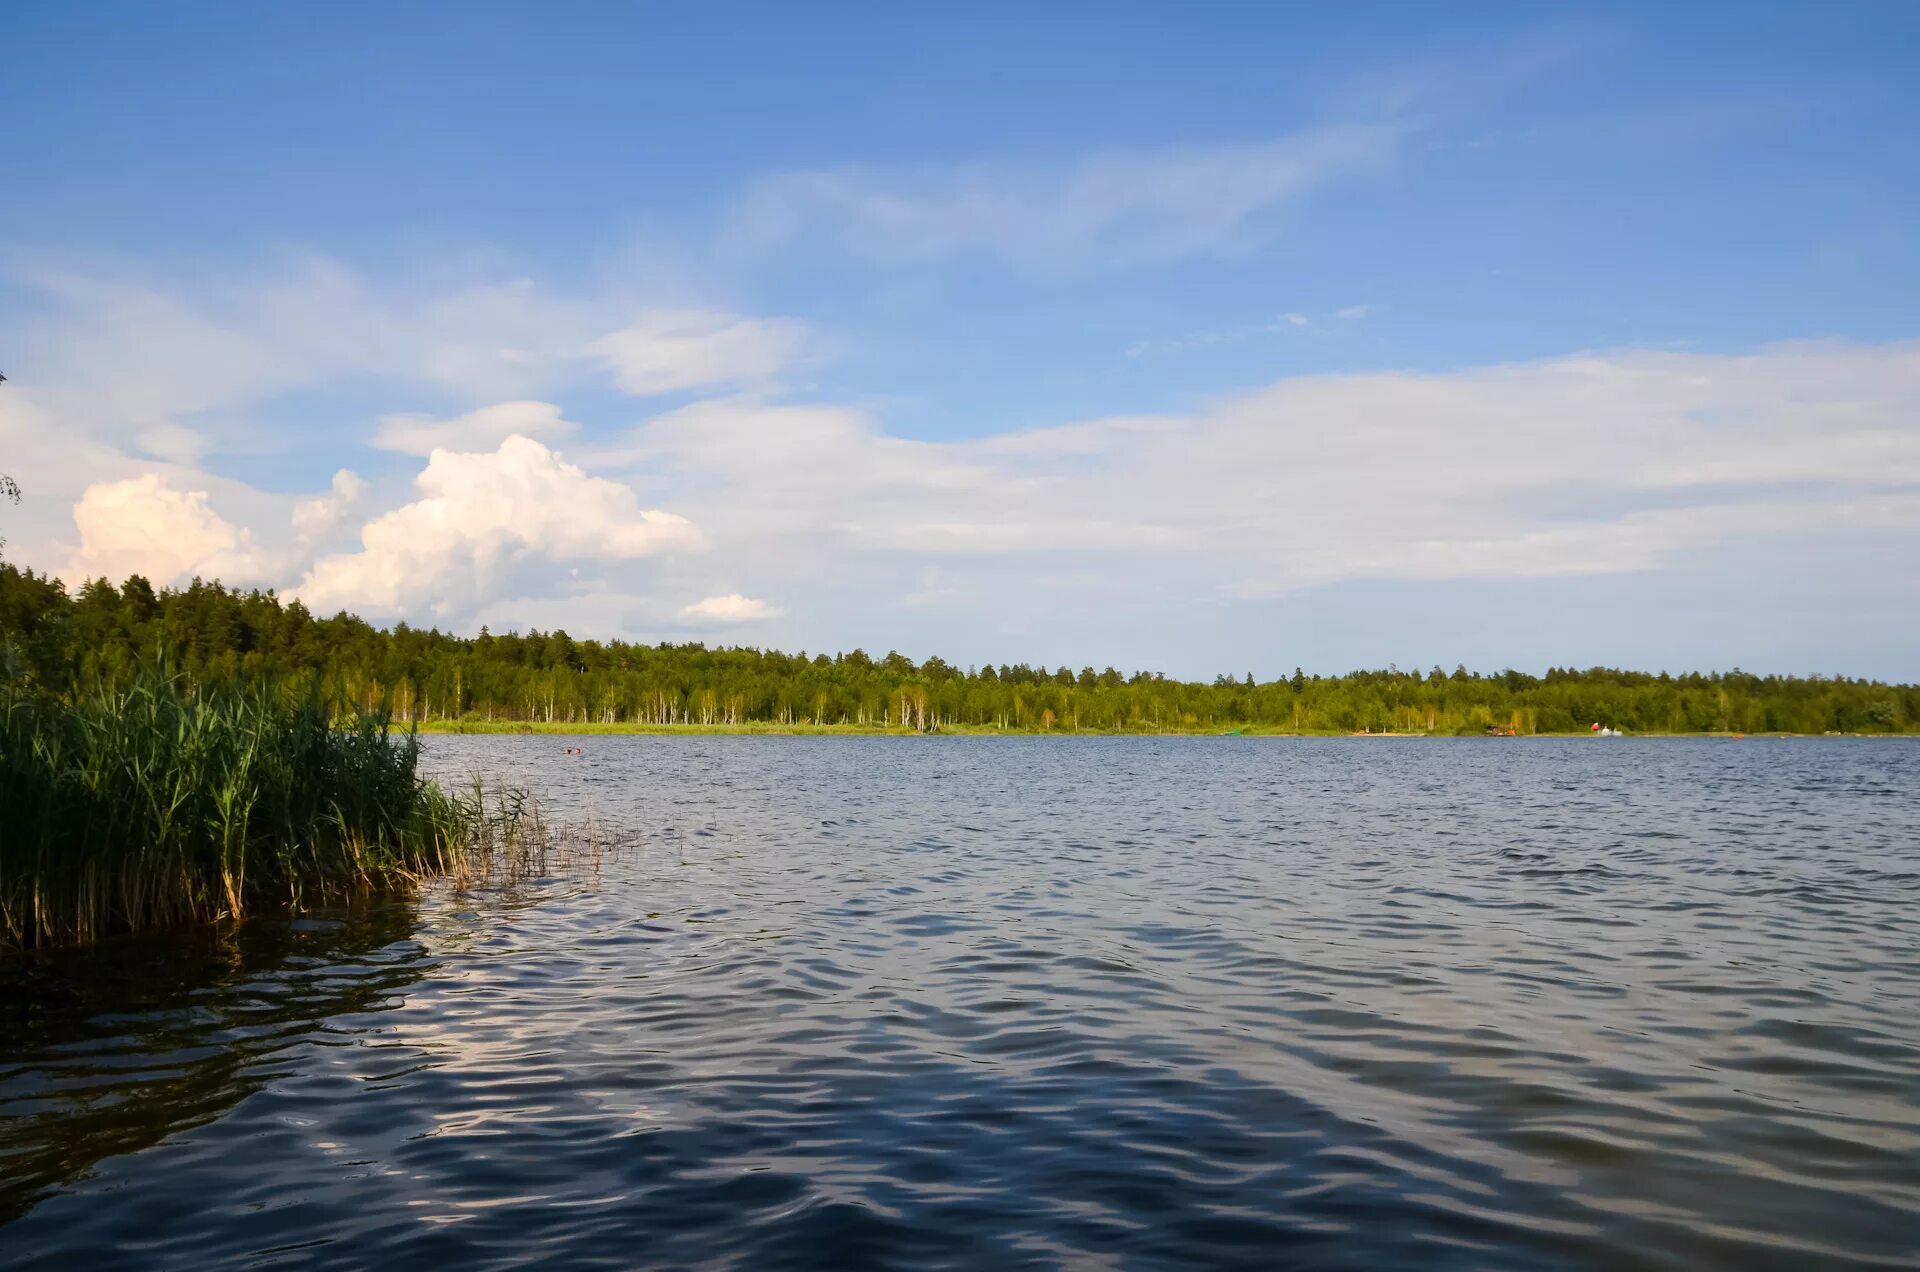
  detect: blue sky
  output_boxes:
[2,2,1917,678]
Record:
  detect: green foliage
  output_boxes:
[1,563,1915,737]
[0,666,519,948]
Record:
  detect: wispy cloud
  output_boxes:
[599,339,1920,605]
[0,253,791,470]
[585,310,808,396]
[1125,307,1362,357]
[373,400,580,456]
[730,123,1405,268]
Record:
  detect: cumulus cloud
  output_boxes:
[586,310,807,396]
[292,469,367,541]
[295,435,702,616]
[64,474,261,584]
[730,123,1403,267]
[372,400,578,455]
[680,593,783,623]
[0,254,786,584]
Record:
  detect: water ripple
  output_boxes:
[3,737,1918,1269]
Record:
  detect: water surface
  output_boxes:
[4,738,1917,1269]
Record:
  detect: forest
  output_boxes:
[2,564,1914,735]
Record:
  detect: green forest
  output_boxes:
[2,564,1914,735]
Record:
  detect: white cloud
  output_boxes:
[586,310,806,396]
[731,123,1404,267]
[7,247,1919,672]
[0,253,781,483]
[372,400,578,455]
[295,435,702,617]
[598,339,1920,605]
[0,254,773,588]
[292,469,367,541]
[1336,303,1372,321]
[680,593,783,623]
[0,377,313,587]
[64,474,261,584]
[7,258,581,437]
[1127,313,1320,358]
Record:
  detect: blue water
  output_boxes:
[3,737,1917,1269]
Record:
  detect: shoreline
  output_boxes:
[412,721,1910,739]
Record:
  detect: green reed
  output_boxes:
[0,671,533,949]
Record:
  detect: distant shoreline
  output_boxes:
[9,569,1913,740]
[413,720,1908,739]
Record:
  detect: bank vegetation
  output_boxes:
[4,566,1914,737]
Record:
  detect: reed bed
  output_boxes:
[0,672,534,949]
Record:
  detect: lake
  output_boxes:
[3,737,1917,1269]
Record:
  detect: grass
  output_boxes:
[414,718,1806,738]
[0,671,534,950]
[418,718,1373,737]
[424,718,976,736]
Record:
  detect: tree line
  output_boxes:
[1,565,1914,734]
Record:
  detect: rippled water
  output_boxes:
[4,738,1918,1270]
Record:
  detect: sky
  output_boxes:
[1,1,1917,680]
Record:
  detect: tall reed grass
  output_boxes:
[1,671,528,949]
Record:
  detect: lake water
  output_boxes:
[3,737,1917,1269]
